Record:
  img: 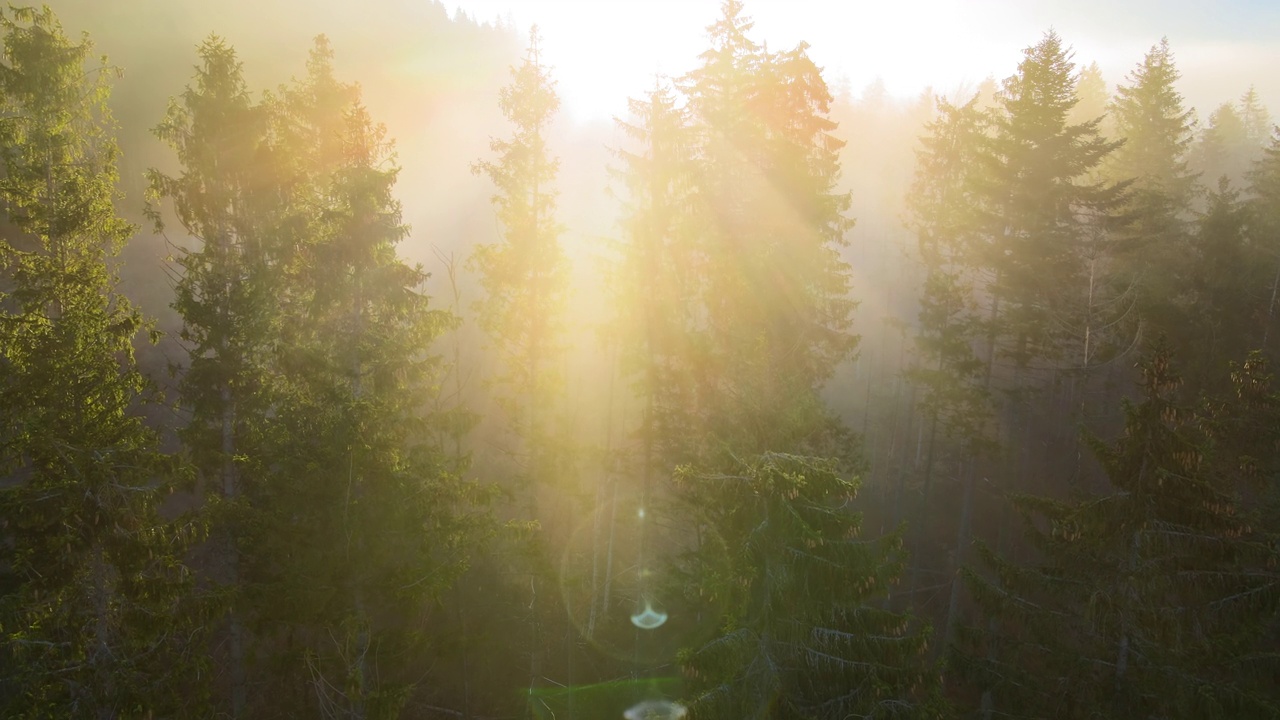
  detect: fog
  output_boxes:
[8,1,1280,717]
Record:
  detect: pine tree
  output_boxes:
[979,31,1122,373]
[954,348,1280,718]
[681,0,857,459]
[904,95,995,594]
[469,25,568,698]
[470,25,566,466]
[1193,90,1271,191]
[1107,38,1197,357]
[677,454,944,719]
[1246,129,1280,351]
[612,79,700,472]
[0,8,206,717]
[145,36,276,717]
[1068,61,1110,135]
[270,92,480,719]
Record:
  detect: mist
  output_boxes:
[4,1,1280,717]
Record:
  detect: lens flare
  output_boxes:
[624,699,687,720]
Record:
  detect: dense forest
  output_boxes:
[2,1,1279,718]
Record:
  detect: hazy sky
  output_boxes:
[442,0,1280,124]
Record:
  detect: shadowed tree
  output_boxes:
[677,454,944,720]
[954,348,1280,718]
[0,8,207,717]
[1105,38,1197,365]
[146,35,276,718]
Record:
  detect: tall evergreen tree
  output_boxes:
[681,0,857,459]
[1193,90,1271,191]
[1068,61,1110,136]
[1109,39,1197,205]
[0,8,205,717]
[146,36,276,717]
[469,25,568,699]
[933,32,1125,647]
[470,25,566,468]
[677,454,944,720]
[1107,38,1197,355]
[954,348,1280,718]
[269,90,479,719]
[612,79,699,472]
[1248,129,1280,351]
[978,31,1122,373]
[904,95,994,594]
[1183,181,1263,392]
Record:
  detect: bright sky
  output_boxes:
[442,0,1280,125]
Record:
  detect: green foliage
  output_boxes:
[1182,182,1263,393]
[978,31,1124,369]
[1109,38,1198,206]
[1107,38,1200,357]
[470,25,566,451]
[955,347,1280,718]
[146,35,276,716]
[906,96,993,451]
[612,80,702,467]
[677,0,858,459]
[0,6,207,716]
[1246,129,1280,354]
[676,453,944,719]
[256,45,491,715]
[1193,89,1272,191]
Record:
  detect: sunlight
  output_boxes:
[442,0,1000,120]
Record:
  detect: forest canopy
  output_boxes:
[2,2,1279,718]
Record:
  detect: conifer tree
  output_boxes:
[904,96,994,589]
[1107,38,1197,356]
[1193,90,1271,191]
[681,0,857,458]
[0,8,205,717]
[146,36,275,717]
[677,453,944,719]
[612,79,699,471]
[1182,181,1262,392]
[270,92,479,719]
[1067,61,1109,133]
[1109,39,1197,204]
[470,25,566,467]
[954,348,1280,718]
[979,31,1122,373]
[1246,129,1280,351]
[470,25,567,697]
[1239,86,1273,150]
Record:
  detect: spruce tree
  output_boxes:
[470,25,566,467]
[1067,61,1109,134]
[933,31,1124,648]
[1246,129,1280,351]
[1183,181,1262,393]
[269,92,478,719]
[904,95,994,594]
[954,348,1280,718]
[0,8,205,717]
[612,79,700,472]
[1107,38,1198,357]
[469,25,568,698]
[146,36,275,717]
[677,454,944,720]
[979,31,1122,373]
[681,0,857,459]
[1193,90,1271,191]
